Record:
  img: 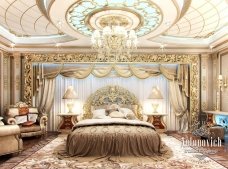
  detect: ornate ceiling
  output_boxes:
[0,0,227,52]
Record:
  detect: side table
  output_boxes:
[147,114,167,132]
[57,113,78,132]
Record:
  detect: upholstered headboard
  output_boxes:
[83,85,143,120]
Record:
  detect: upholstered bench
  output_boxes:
[208,125,225,140]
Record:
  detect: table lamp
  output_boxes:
[148,86,163,113]
[62,86,78,114]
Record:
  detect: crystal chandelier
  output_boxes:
[91,25,138,58]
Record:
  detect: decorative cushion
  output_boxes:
[19,107,29,115]
[125,113,137,120]
[22,121,35,126]
[120,108,134,115]
[29,108,38,113]
[109,104,120,110]
[16,102,28,108]
[7,108,19,117]
[92,109,107,119]
[208,126,225,140]
[28,113,38,123]
[109,111,125,118]
[106,104,120,115]
[15,115,27,124]
[119,104,137,114]
[120,108,137,120]
[91,105,108,111]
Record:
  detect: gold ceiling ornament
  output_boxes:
[99,16,129,28]
[23,53,200,130]
[67,0,162,37]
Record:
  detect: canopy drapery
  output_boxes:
[34,63,190,132]
[40,64,178,80]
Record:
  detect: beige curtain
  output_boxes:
[36,78,56,114]
[177,64,189,97]
[169,81,189,132]
[43,64,176,80]
[34,63,190,132]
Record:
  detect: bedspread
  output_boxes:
[66,118,161,157]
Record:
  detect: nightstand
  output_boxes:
[147,114,167,132]
[57,113,78,132]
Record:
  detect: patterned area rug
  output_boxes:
[0,134,226,169]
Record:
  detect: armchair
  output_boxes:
[0,125,23,156]
[4,102,48,138]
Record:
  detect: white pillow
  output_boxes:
[28,113,38,122]
[8,108,19,117]
[29,108,38,113]
[109,111,125,118]
[120,108,137,119]
[92,109,106,119]
[15,115,27,124]
[93,115,111,119]
[120,108,134,116]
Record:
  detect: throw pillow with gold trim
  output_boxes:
[19,107,29,116]
[109,111,125,118]
[106,104,120,115]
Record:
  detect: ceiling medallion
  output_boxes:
[67,0,162,37]
[99,16,129,28]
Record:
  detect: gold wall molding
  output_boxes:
[23,53,200,127]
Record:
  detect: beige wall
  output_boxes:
[221,52,228,111]
[201,54,214,111]
[0,50,23,116]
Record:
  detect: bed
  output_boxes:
[66,85,162,157]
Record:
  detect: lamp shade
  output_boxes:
[148,86,163,99]
[62,86,78,99]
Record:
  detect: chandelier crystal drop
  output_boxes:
[91,25,138,57]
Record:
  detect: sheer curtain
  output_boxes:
[48,74,179,131]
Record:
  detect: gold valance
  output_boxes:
[41,64,178,80]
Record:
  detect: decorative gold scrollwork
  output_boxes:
[23,53,200,128]
[83,85,143,120]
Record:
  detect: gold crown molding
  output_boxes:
[23,53,200,129]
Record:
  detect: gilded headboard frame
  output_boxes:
[83,85,143,120]
[23,53,200,129]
